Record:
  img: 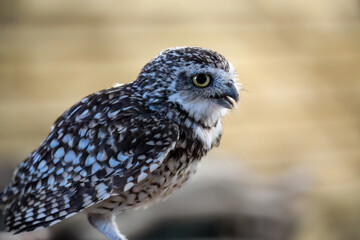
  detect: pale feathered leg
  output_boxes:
[88,214,127,240]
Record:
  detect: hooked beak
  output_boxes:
[212,83,239,109]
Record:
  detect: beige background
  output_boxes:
[0,1,359,239]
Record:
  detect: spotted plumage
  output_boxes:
[0,47,240,240]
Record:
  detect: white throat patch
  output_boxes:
[168,93,228,127]
[194,120,223,149]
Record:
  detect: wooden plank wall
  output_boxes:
[0,1,359,239]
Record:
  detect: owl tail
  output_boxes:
[0,209,5,231]
[0,190,5,232]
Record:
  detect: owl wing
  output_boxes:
[3,113,179,233]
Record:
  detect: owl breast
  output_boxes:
[91,151,201,215]
[90,123,220,215]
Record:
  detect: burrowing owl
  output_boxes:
[0,47,240,240]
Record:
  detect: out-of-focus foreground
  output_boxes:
[0,1,359,240]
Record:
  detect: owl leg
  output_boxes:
[88,213,127,240]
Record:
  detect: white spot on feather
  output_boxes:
[109,157,120,167]
[45,216,54,221]
[108,109,120,118]
[25,212,33,218]
[78,138,89,150]
[117,153,128,162]
[50,139,59,148]
[149,163,158,172]
[37,213,46,219]
[38,160,46,169]
[48,175,55,185]
[54,147,65,158]
[91,162,101,174]
[62,134,72,143]
[124,182,134,191]
[56,168,64,175]
[64,150,76,163]
[85,155,95,166]
[51,208,59,214]
[137,172,148,182]
[59,211,67,217]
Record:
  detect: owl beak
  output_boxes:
[213,83,239,109]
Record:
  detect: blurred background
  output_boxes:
[0,0,359,239]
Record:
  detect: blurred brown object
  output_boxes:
[123,159,309,240]
[0,159,310,240]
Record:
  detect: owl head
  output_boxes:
[135,47,240,127]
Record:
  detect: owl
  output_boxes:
[0,47,240,240]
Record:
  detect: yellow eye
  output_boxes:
[192,73,212,87]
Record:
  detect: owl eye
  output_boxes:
[192,73,212,87]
